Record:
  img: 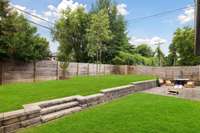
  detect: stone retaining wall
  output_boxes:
[0,80,157,133]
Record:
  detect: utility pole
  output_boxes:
[195,0,200,55]
[155,41,164,66]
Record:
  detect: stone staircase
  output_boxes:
[38,96,82,123]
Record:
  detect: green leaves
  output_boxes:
[53,0,130,64]
[134,44,154,57]
[0,1,50,61]
[168,27,198,66]
[86,9,112,62]
[52,7,89,63]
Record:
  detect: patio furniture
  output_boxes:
[157,78,165,87]
[158,79,164,85]
[173,78,189,86]
[167,78,188,95]
[168,87,180,95]
[185,81,195,88]
[165,80,174,86]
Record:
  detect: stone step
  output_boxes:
[41,101,79,115]
[41,106,82,123]
[38,96,78,108]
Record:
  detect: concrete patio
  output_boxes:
[144,86,200,101]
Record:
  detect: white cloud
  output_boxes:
[178,5,194,24]
[130,36,167,46]
[117,3,128,16]
[13,4,26,11]
[11,3,49,23]
[57,0,85,13]
[43,0,86,20]
[130,36,169,54]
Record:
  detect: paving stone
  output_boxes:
[4,122,21,133]
[41,101,79,115]
[41,107,82,123]
[0,114,3,122]
[21,117,41,127]
[0,127,4,133]
[4,110,25,121]
[27,113,40,119]
[3,118,19,126]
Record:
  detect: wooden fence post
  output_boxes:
[76,63,79,76]
[33,61,36,82]
[199,65,200,81]
[0,61,3,85]
[56,61,59,80]
[87,63,90,76]
[104,65,106,75]
[96,64,98,75]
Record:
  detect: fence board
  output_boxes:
[1,60,200,84]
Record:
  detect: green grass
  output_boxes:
[0,75,154,113]
[20,93,200,133]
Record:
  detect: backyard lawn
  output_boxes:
[0,75,154,113]
[19,93,200,133]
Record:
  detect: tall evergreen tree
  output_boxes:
[0,0,50,61]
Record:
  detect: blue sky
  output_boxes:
[10,0,195,54]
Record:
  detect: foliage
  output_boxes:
[52,7,89,63]
[155,46,166,66]
[92,0,130,63]
[86,9,112,63]
[112,51,157,66]
[165,43,177,66]
[0,0,50,61]
[54,0,132,64]
[168,27,200,66]
[0,75,154,112]
[134,44,154,57]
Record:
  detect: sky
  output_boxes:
[10,0,195,55]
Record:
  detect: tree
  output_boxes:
[169,27,200,66]
[112,51,157,66]
[86,9,112,63]
[52,7,89,63]
[91,0,130,63]
[134,44,154,57]
[0,0,50,61]
[91,0,112,13]
[166,43,177,66]
[155,47,165,66]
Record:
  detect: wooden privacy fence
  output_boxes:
[0,61,118,84]
[0,60,200,84]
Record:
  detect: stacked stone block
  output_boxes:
[0,80,157,133]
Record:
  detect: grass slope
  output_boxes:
[20,93,200,133]
[0,75,154,113]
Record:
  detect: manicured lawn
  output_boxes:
[0,75,154,113]
[20,93,200,133]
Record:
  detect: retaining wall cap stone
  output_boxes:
[24,105,41,115]
[3,109,25,120]
[101,85,134,93]
[132,80,156,85]
[84,94,104,99]
[23,95,80,107]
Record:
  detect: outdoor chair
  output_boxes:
[159,79,165,85]
[165,80,174,86]
[185,81,195,88]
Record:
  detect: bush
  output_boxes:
[112,51,157,66]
